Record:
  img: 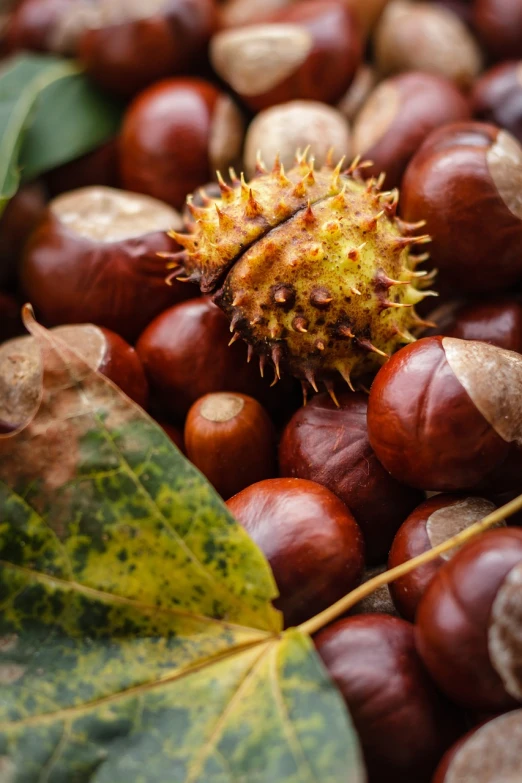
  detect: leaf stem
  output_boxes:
[298,491,522,637]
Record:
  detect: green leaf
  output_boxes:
[19,66,123,182]
[0,53,122,215]
[0,313,366,782]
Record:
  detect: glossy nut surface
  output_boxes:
[21,186,190,341]
[279,391,423,563]
[401,123,522,293]
[78,0,216,95]
[243,101,351,178]
[388,494,498,621]
[367,336,512,491]
[352,71,470,188]
[0,323,149,428]
[119,78,244,209]
[185,392,276,499]
[473,0,522,61]
[374,0,482,89]
[211,0,361,111]
[416,527,522,710]
[315,615,464,782]
[432,298,522,353]
[136,297,297,420]
[5,0,70,53]
[472,62,522,144]
[226,477,364,626]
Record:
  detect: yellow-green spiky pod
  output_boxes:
[167,152,436,396]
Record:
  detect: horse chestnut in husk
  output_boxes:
[388,494,499,621]
[416,527,522,711]
[367,336,522,491]
[185,392,276,498]
[279,392,423,563]
[21,186,190,342]
[316,615,464,782]
[0,323,149,428]
[433,709,522,783]
[226,477,364,626]
[401,122,522,293]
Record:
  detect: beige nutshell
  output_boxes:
[352,79,399,156]
[243,101,351,177]
[337,64,378,123]
[51,186,182,243]
[488,561,522,702]
[487,130,522,221]
[208,95,245,175]
[374,0,482,88]
[426,497,499,560]
[210,24,313,97]
[442,337,522,446]
[444,709,522,783]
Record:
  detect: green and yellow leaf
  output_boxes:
[0,312,365,782]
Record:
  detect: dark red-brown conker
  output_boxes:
[226,477,364,626]
[21,186,191,342]
[388,494,499,621]
[401,122,522,293]
[278,392,423,564]
[416,527,522,711]
[316,614,464,783]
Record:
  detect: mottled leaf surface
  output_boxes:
[0,313,365,782]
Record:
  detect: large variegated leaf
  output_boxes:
[0,311,366,783]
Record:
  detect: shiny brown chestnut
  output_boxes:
[0,323,149,427]
[219,0,388,38]
[226,477,364,626]
[473,0,522,62]
[243,100,351,178]
[374,0,482,89]
[388,494,499,621]
[5,0,70,53]
[136,297,299,420]
[472,62,522,144]
[352,71,470,188]
[21,186,190,342]
[185,392,276,499]
[211,0,362,112]
[401,122,522,293]
[433,709,522,783]
[315,615,464,783]
[430,298,522,353]
[416,527,522,711]
[119,78,244,210]
[0,181,48,288]
[367,336,522,491]
[77,0,216,95]
[279,392,423,564]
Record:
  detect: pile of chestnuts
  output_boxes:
[1,0,522,781]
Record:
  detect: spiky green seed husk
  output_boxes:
[167,152,436,396]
